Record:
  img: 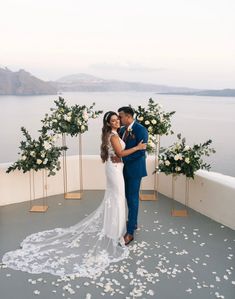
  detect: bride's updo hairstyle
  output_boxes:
[100,111,118,163]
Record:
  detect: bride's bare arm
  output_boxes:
[110,135,146,158]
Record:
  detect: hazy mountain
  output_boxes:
[0,67,57,95]
[55,73,235,96]
[1,68,234,96]
[157,89,235,97]
[55,73,200,93]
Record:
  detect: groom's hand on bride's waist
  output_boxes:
[111,155,122,163]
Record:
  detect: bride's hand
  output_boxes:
[136,140,147,150]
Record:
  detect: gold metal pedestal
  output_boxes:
[29,169,48,212]
[171,175,189,217]
[140,135,160,201]
[62,133,83,199]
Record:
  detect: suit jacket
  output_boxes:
[119,121,148,179]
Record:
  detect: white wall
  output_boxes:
[1,155,235,230]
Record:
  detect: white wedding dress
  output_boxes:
[2,131,129,278]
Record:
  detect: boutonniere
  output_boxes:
[128,128,135,139]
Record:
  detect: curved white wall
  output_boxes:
[0,155,235,230]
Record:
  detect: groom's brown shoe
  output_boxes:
[124,233,134,245]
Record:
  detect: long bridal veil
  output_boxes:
[2,161,129,278]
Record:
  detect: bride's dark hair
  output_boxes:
[100,111,118,163]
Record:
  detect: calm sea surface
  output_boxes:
[0,92,235,177]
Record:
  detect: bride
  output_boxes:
[1,111,146,279]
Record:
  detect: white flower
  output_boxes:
[41,152,45,158]
[36,159,42,165]
[165,160,170,166]
[175,166,181,171]
[64,115,71,122]
[68,112,72,116]
[30,151,36,157]
[148,141,155,148]
[174,154,180,161]
[185,157,190,164]
[184,145,190,151]
[21,155,27,160]
[81,125,85,131]
[151,119,157,125]
[43,141,51,150]
[43,158,48,165]
[83,109,89,121]
[52,119,57,123]
[145,120,150,125]
[138,116,144,121]
[148,126,153,132]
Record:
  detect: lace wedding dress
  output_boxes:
[2,131,129,278]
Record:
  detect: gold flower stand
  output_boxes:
[62,133,83,199]
[140,135,160,201]
[29,169,48,212]
[171,174,189,217]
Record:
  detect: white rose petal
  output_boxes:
[33,290,40,295]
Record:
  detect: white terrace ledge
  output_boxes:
[0,155,235,230]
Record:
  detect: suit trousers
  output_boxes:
[124,175,142,235]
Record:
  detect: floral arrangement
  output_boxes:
[155,133,216,178]
[6,126,67,176]
[132,98,175,153]
[41,97,103,136]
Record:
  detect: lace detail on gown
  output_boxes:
[1,131,129,278]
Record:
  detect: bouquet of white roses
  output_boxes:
[132,98,175,153]
[6,126,67,176]
[155,133,216,178]
[41,97,103,136]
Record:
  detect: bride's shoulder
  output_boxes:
[110,131,119,136]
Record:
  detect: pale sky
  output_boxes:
[1,0,235,89]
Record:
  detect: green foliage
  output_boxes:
[6,127,67,176]
[131,98,175,153]
[41,97,103,136]
[155,133,216,178]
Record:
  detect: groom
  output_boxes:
[112,106,148,245]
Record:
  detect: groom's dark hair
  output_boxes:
[118,106,134,117]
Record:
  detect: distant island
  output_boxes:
[0,67,57,95]
[0,67,235,96]
[54,73,235,97]
[156,89,235,97]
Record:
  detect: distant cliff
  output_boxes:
[0,68,57,95]
[54,73,235,96]
[54,73,199,93]
[157,89,235,97]
[1,68,234,96]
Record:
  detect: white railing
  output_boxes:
[0,155,235,230]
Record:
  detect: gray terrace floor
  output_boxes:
[0,191,235,299]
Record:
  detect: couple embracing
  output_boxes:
[2,106,148,278]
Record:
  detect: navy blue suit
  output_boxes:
[119,121,148,235]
